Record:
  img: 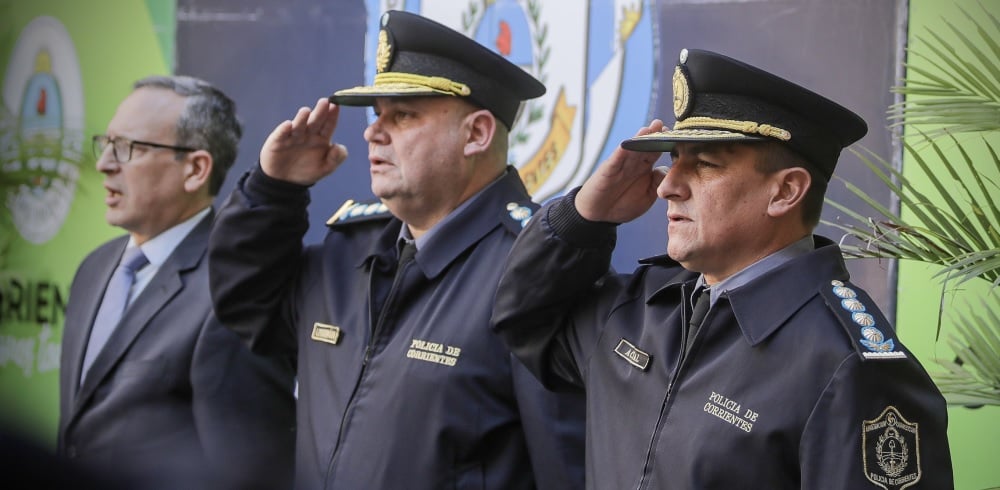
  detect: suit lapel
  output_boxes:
[72,213,212,414]
[62,238,128,407]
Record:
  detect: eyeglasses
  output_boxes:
[92,134,199,163]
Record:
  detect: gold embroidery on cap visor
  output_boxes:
[675,117,792,141]
[623,117,793,150]
[333,72,472,98]
[625,129,759,146]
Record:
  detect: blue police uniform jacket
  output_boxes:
[491,193,954,489]
[208,166,586,490]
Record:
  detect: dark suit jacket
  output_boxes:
[58,212,296,489]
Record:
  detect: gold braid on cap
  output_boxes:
[372,72,472,96]
[675,116,792,141]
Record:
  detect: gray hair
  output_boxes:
[133,75,242,195]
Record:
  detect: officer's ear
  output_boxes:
[182,149,213,194]
[767,166,810,219]
[464,109,495,158]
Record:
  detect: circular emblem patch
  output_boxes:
[861,326,884,343]
[3,16,84,244]
[506,202,533,228]
[852,312,876,327]
[833,285,857,299]
[841,298,866,312]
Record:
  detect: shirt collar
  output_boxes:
[700,235,814,306]
[396,171,507,251]
[725,236,847,345]
[128,207,212,266]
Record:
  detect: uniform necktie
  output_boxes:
[389,239,418,294]
[81,246,148,384]
[396,240,417,278]
[371,238,417,325]
[686,286,711,353]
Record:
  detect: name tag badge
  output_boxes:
[615,338,651,370]
[311,322,341,345]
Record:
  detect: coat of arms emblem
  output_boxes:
[862,406,921,489]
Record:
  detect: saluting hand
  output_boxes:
[575,119,667,223]
[260,98,350,186]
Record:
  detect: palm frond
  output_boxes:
[826,2,1000,406]
[825,136,1000,286]
[888,2,1000,137]
[929,292,1000,406]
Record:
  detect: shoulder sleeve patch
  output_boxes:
[862,405,922,486]
[820,279,907,361]
[326,199,392,227]
[500,200,540,234]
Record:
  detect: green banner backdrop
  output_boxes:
[0,0,175,447]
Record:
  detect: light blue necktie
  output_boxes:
[80,246,148,384]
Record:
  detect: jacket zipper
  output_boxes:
[636,284,694,490]
[324,259,413,487]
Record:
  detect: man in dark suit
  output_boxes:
[58,75,296,489]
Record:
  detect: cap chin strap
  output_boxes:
[675,116,792,141]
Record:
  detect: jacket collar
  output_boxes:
[725,236,849,345]
[645,236,850,345]
[362,167,532,279]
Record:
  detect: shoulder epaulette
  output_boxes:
[819,279,907,361]
[326,199,393,227]
[500,200,540,234]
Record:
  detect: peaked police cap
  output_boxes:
[330,10,545,129]
[622,49,868,181]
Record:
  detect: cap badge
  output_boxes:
[376,29,392,74]
[863,406,921,489]
[672,65,692,119]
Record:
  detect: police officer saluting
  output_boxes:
[492,48,953,489]
[208,10,585,490]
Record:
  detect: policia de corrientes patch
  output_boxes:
[862,406,921,489]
